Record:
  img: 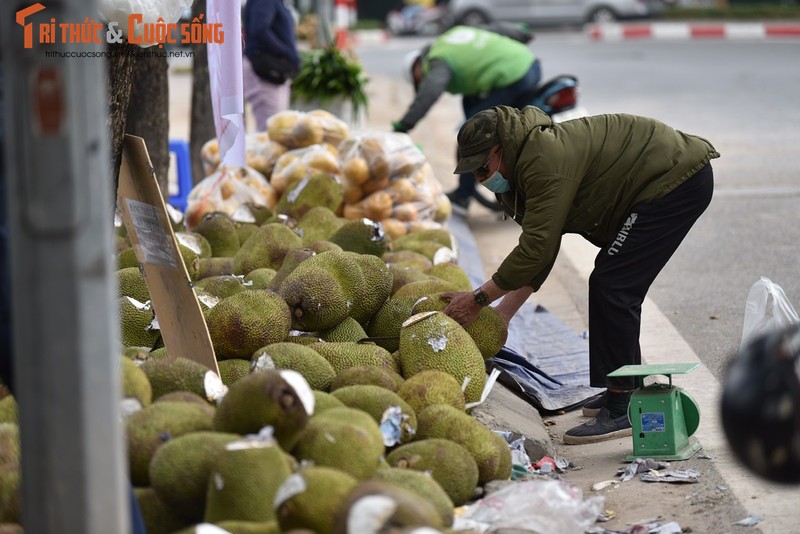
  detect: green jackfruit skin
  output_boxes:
[117,266,150,302]
[396,369,466,413]
[371,467,455,528]
[385,438,479,506]
[233,223,303,275]
[333,480,444,534]
[217,359,252,386]
[206,520,280,534]
[383,250,433,272]
[365,296,418,353]
[204,439,293,523]
[394,228,454,250]
[149,431,240,522]
[388,265,434,295]
[135,487,193,534]
[415,404,512,485]
[243,267,277,289]
[0,424,20,523]
[121,357,153,407]
[244,202,274,225]
[347,252,393,325]
[251,342,336,392]
[310,342,397,375]
[306,240,343,254]
[178,243,202,281]
[197,257,235,279]
[319,317,367,343]
[213,370,310,451]
[398,312,486,404]
[275,466,358,534]
[118,297,160,348]
[236,222,260,246]
[193,212,241,258]
[292,407,385,480]
[194,275,247,299]
[155,391,213,407]
[206,290,291,360]
[116,247,139,270]
[392,279,459,300]
[140,357,217,401]
[330,366,405,393]
[274,172,346,221]
[126,401,215,487]
[177,231,213,258]
[278,251,361,332]
[330,385,417,444]
[390,240,450,261]
[329,219,389,257]
[425,262,473,292]
[413,294,508,360]
[297,206,346,246]
[266,247,316,291]
[312,391,345,413]
[0,397,18,425]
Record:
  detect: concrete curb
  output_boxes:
[586,21,800,40]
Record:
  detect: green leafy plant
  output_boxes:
[291,45,369,121]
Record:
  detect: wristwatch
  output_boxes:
[473,288,491,307]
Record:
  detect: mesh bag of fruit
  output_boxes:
[266,109,350,151]
[185,166,276,229]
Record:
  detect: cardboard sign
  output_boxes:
[117,134,220,375]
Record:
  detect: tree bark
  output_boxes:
[126,52,170,198]
[190,0,216,186]
[106,43,137,202]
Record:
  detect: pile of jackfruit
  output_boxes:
[192,109,452,235]
[0,205,514,533]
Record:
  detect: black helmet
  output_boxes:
[721,323,800,484]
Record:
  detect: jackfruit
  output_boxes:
[395,229,454,250]
[243,267,277,289]
[135,487,193,534]
[287,333,325,346]
[398,312,486,404]
[116,247,139,270]
[310,342,398,375]
[126,401,215,486]
[388,265,435,295]
[118,297,160,348]
[117,266,150,302]
[155,391,214,408]
[329,219,389,257]
[274,172,345,221]
[330,385,417,445]
[330,366,404,393]
[266,247,316,291]
[176,231,213,258]
[242,201,274,225]
[0,397,17,425]
[194,275,247,299]
[332,480,444,534]
[415,404,511,484]
[204,435,293,523]
[278,251,361,332]
[179,243,203,281]
[292,407,384,480]
[232,223,303,275]
[319,317,368,343]
[0,423,20,523]
[385,439,479,506]
[140,356,227,402]
[365,296,418,353]
[413,294,508,360]
[121,357,152,412]
[395,369,466,413]
[274,466,359,534]
[217,359,252,385]
[383,250,433,272]
[213,370,313,451]
[206,290,292,359]
[194,212,241,258]
[307,240,342,254]
[197,257,235,278]
[392,279,459,300]
[251,342,336,392]
[371,467,454,528]
[347,252,393,326]
[391,240,451,262]
[235,221,260,246]
[149,431,240,522]
[188,521,279,534]
[297,206,346,246]
[312,390,345,413]
[425,263,472,292]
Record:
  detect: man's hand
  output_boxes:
[442,291,481,328]
[392,120,411,133]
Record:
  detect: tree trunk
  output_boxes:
[106,43,138,202]
[190,0,216,186]
[126,52,170,198]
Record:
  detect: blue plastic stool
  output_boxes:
[168,139,192,212]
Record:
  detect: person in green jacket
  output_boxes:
[443,105,719,444]
[392,24,541,214]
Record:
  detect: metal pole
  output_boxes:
[1,0,127,531]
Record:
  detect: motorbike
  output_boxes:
[470,75,588,210]
[386,5,452,36]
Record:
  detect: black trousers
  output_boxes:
[588,163,714,390]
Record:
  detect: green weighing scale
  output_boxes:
[608,363,702,461]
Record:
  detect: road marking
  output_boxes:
[559,233,800,533]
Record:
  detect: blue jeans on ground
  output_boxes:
[453,59,542,200]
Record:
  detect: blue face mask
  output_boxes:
[481,171,511,193]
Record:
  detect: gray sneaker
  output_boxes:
[563,407,632,445]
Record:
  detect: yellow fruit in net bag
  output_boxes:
[363,191,394,222]
[393,202,419,222]
[343,157,371,186]
[381,218,408,239]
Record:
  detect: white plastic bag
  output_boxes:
[741,276,800,348]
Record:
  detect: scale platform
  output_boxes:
[609,363,702,461]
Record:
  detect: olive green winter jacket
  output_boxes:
[490,105,720,292]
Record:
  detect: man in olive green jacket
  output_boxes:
[443,105,719,444]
